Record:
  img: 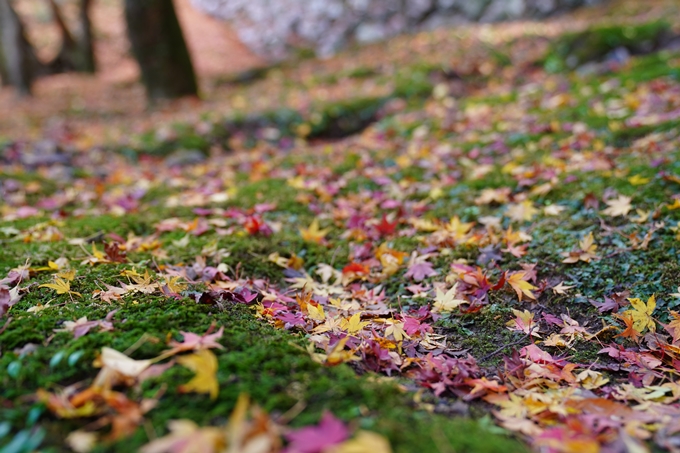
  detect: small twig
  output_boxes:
[329,245,342,268]
[603,248,632,259]
[143,420,157,442]
[0,317,12,335]
[277,399,307,425]
[479,335,529,363]
[123,333,156,356]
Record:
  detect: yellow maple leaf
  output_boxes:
[330,431,393,453]
[57,269,77,281]
[576,370,610,390]
[432,283,468,312]
[36,389,98,419]
[561,232,598,264]
[140,420,224,453]
[130,270,153,285]
[82,244,109,265]
[506,309,541,337]
[486,392,527,418]
[384,319,409,342]
[631,209,651,224]
[628,175,650,186]
[121,268,142,278]
[163,276,187,294]
[307,336,360,366]
[551,282,575,295]
[409,218,438,232]
[92,244,106,260]
[39,278,81,298]
[506,272,537,302]
[623,295,656,333]
[601,195,633,217]
[312,316,344,334]
[341,313,369,334]
[325,337,359,366]
[307,303,326,322]
[505,201,538,223]
[445,216,474,240]
[375,243,407,277]
[178,349,219,399]
[299,219,329,244]
[579,232,597,254]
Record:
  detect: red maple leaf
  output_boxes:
[342,262,370,275]
[375,214,398,237]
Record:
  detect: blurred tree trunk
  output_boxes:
[124,0,198,100]
[78,0,95,72]
[0,49,9,87]
[0,0,96,94]
[0,0,37,95]
[46,0,96,73]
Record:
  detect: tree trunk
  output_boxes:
[0,0,37,95]
[0,47,9,87]
[124,0,198,101]
[78,0,95,73]
[45,0,96,74]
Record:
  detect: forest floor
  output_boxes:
[3,0,680,452]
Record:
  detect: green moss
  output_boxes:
[609,118,680,147]
[1,292,522,452]
[544,20,673,72]
[308,96,388,139]
[441,304,519,367]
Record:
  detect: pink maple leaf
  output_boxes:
[284,412,349,453]
[404,262,438,282]
[0,287,21,318]
[167,325,225,355]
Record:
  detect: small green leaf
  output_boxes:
[6,361,21,379]
[0,429,29,453]
[68,350,84,367]
[26,406,43,426]
[23,427,45,451]
[0,422,11,439]
[0,428,46,453]
[49,351,65,368]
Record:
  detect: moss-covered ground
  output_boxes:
[3,0,680,451]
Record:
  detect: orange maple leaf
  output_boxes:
[506,271,537,302]
[665,311,680,344]
[615,313,641,342]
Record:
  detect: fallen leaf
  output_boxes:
[39,277,82,298]
[66,430,98,453]
[506,272,537,301]
[552,282,575,295]
[141,419,224,453]
[166,325,225,356]
[615,313,642,342]
[601,195,633,217]
[285,411,349,453]
[432,283,468,312]
[300,219,329,244]
[329,430,392,453]
[178,349,219,399]
[623,295,656,334]
[506,309,541,337]
[0,287,21,317]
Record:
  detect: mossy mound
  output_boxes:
[544,20,675,72]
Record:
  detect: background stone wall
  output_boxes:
[190,0,604,60]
